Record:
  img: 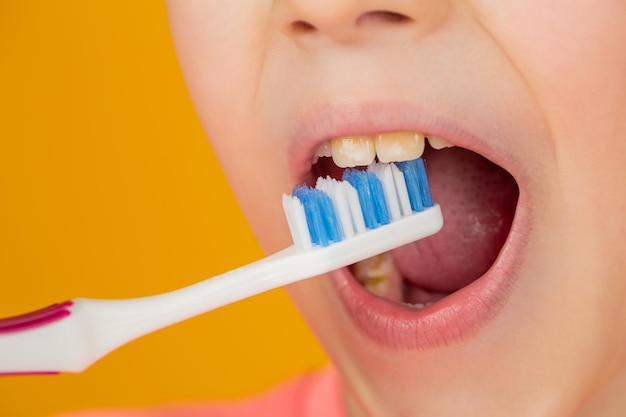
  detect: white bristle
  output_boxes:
[390,163,412,216]
[282,194,313,249]
[316,177,354,239]
[315,176,366,238]
[344,180,366,234]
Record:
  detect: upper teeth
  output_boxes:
[426,135,454,150]
[315,131,454,167]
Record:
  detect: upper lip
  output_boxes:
[286,99,516,185]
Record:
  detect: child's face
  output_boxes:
[168,2,626,416]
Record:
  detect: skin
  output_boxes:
[167,1,626,416]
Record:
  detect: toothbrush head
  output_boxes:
[283,158,435,248]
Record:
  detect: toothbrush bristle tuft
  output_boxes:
[291,186,342,247]
[396,158,433,211]
[342,169,390,229]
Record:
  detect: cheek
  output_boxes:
[168,1,276,160]
[211,130,293,254]
[168,1,272,102]
[168,3,294,253]
[473,1,626,139]
[473,0,626,296]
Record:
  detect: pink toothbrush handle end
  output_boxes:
[0,301,73,334]
[0,301,74,375]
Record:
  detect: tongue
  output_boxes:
[390,147,518,293]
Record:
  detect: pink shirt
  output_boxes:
[57,368,346,417]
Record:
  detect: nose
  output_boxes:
[277,0,450,44]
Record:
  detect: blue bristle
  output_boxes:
[367,172,391,225]
[342,169,390,229]
[396,158,434,211]
[414,158,434,207]
[292,186,341,246]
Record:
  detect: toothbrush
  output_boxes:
[0,158,443,375]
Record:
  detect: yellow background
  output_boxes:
[0,2,327,416]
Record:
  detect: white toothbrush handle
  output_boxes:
[0,205,442,374]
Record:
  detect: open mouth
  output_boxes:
[305,130,520,344]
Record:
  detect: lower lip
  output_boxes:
[329,196,529,351]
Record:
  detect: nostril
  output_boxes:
[290,11,412,34]
[356,11,413,26]
[291,20,317,33]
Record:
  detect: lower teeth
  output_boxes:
[401,301,434,309]
[353,253,448,307]
[352,253,401,299]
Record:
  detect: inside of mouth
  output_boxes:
[310,144,519,308]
